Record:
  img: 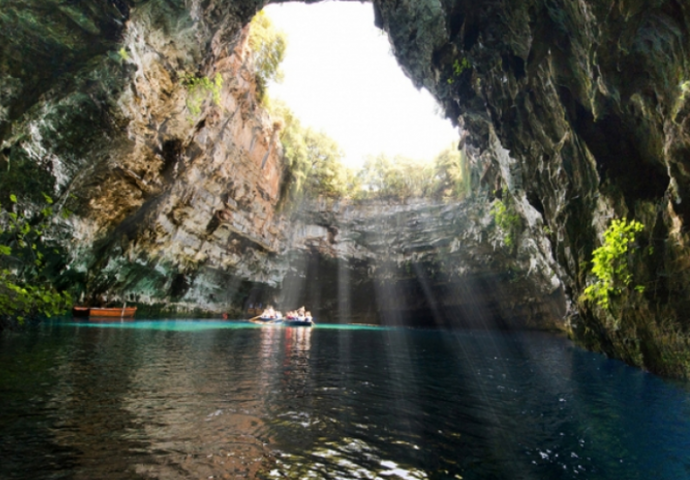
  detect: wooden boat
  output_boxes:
[72,306,137,318]
[90,307,137,318]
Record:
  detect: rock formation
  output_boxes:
[2,0,690,376]
[370,0,690,376]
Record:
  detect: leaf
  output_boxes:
[9,194,17,203]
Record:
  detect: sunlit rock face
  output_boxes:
[1,0,287,313]
[2,0,690,374]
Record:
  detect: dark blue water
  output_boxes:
[1,320,690,479]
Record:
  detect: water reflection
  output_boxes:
[2,322,690,480]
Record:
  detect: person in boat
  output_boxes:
[261,306,276,319]
[305,311,313,322]
[297,306,306,318]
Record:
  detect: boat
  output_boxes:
[248,315,313,326]
[250,315,281,324]
[71,306,137,318]
[282,318,314,327]
[90,307,137,318]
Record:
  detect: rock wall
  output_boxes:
[1,0,287,314]
[279,197,565,329]
[2,0,690,375]
[371,0,690,376]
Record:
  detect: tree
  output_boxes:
[248,11,287,102]
[266,99,355,205]
[358,154,435,200]
[433,143,470,199]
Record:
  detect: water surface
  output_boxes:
[1,319,690,479]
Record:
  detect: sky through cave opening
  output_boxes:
[260,1,459,173]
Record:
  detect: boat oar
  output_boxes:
[248,315,262,322]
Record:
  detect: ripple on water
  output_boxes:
[2,322,690,479]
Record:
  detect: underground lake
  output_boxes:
[2,320,690,480]
[4,0,690,478]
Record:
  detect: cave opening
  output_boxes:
[262,1,459,173]
[243,2,527,328]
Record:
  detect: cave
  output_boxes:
[3,0,690,478]
[0,0,689,373]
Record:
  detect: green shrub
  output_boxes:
[118,47,130,62]
[447,57,471,84]
[0,194,72,323]
[584,218,644,309]
[490,196,521,248]
[181,73,223,118]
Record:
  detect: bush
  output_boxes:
[584,218,644,309]
[181,73,223,118]
[490,195,522,248]
[0,194,72,324]
[447,57,471,84]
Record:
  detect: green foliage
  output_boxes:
[357,154,435,200]
[267,99,356,205]
[681,80,690,98]
[265,99,474,205]
[182,73,223,118]
[0,149,56,206]
[432,144,471,199]
[447,57,471,84]
[118,47,130,62]
[490,195,522,248]
[249,11,287,103]
[0,194,72,323]
[583,218,644,309]
[354,145,471,201]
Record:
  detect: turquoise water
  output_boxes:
[60,319,389,331]
[2,319,690,479]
